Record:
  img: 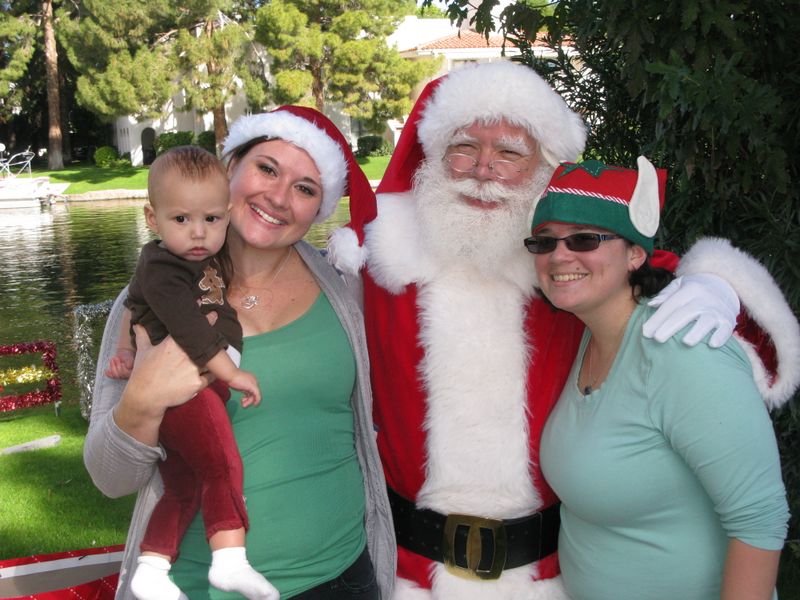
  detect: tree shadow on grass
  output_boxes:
[50,167,145,185]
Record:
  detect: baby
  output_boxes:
[107,146,278,600]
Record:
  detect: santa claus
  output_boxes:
[329,61,800,599]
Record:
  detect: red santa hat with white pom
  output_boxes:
[328,61,588,274]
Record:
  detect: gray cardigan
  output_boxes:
[84,241,396,599]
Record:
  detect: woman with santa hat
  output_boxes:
[85,106,395,600]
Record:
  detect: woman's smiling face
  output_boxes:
[227,139,323,250]
[533,221,646,321]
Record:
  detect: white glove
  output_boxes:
[642,273,740,348]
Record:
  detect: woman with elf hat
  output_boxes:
[85,106,396,599]
[530,157,789,599]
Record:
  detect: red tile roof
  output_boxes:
[418,30,552,51]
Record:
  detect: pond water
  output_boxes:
[0,199,350,413]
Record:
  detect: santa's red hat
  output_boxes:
[328,61,587,273]
[222,105,374,224]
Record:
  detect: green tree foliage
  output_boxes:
[0,7,37,113]
[58,0,269,146]
[254,0,439,131]
[435,0,800,585]
[1,0,67,168]
[57,0,177,120]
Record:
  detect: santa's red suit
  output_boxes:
[329,63,799,599]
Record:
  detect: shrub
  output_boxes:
[356,135,392,158]
[93,146,119,168]
[197,131,217,155]
[155,131,195,155]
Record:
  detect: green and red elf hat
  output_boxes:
[532,156,667,254]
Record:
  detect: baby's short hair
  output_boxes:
[147,146,227,204]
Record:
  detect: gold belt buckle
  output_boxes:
[443,513,507,580]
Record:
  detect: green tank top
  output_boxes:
[171,293,366,598]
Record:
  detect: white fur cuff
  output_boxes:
[678,237,800,408]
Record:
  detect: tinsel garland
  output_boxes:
[0,340,61,412]
[0,365,57,387]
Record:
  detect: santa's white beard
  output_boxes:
[413,159,551,277]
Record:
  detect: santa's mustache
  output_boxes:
[448,177,517,205]
[413,159,529,209]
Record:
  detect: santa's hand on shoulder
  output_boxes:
[643,273,739,348]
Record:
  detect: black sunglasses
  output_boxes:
[524,233,622,254]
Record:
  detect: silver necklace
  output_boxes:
[580,304,636,395]
[582,340,597,395]
[238,247,293,310]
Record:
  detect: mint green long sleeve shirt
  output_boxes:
[541,302,788,600]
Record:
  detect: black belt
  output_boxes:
[388,487,560,581]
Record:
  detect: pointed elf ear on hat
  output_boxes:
[629,156,661,238]
[532,156,667,254]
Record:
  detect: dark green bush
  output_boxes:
[155,131,195,155]
[93,145,119,168]
[197,131,217,154]
[197,131,217,155]
[356,135,392,158]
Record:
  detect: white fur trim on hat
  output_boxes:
[678,237,800,409]
[222,111,348,223]
[417,62,587,167]
[327,226,368,275]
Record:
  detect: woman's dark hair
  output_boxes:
[222,135,274,167]
[630,258,675,300]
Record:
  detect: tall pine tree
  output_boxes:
[255,0,439,132]
[58,0,268,148]
[1,0,66,168]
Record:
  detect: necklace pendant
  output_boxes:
[583,385,592,395]
[241,294,259,310]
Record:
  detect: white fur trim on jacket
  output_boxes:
[417,62,587,168]
[390,570,571,600]
[678,237,800,409]
[366,190,555,598]
[223,111,347,223]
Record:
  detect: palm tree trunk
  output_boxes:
[204,18,228,155]
[312,62,325,113]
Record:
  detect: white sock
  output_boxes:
[130,555,188,600]
[209,546,280,600]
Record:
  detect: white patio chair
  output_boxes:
[0,150,35,178]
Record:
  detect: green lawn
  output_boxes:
[34,155,390,195]
[37,164,150,195]
[357,154,391,180]
[0,403,134,560]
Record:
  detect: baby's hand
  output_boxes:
[228,369,261,408]
[105,348,136,379]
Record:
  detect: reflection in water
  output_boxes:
[0,199,350,409]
